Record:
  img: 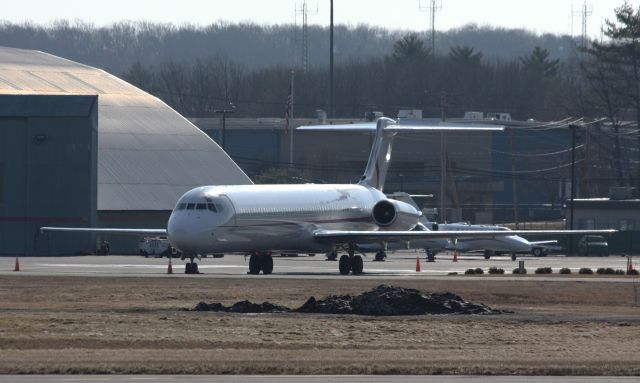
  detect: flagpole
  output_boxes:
[289,69,295,167]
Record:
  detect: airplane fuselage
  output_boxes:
[167,184,400,255]
[440,223,532,253]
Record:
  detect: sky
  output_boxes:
[2,0,637,38]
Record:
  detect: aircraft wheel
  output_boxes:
[532,247,542,257]
[511,253,517,261]
[374,251,386,262]
[192,262,199,274]
[262,255,274,275]
[338,255,351,275]
[484,250,492,260]
[426,250,436,262]
[185,262,193,274]
[248,254,260,274]
[351,255,364,275]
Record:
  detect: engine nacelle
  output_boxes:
[372,199,421,231]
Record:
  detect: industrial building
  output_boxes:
[0,46,251,255]
[565,187,639,253]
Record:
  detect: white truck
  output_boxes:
[138,237,173,257]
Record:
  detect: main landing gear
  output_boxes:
[338,247,363,275]
[374,250,387,262]
[248,252,274,275]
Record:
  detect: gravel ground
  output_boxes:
[0,275,639,375]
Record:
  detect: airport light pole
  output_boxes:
[214,104,236,151]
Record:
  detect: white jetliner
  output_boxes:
[42,118,614,275]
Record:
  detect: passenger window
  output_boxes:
[196,203,207,210]
[178,203,187,210]
[207,203,217,212]
[187,203,195,210]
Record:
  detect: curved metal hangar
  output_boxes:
[0,46,251,255]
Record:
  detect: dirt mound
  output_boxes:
[193,285,501,315]
[297,285,499,315]
[193,300,290,313]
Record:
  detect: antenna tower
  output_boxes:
[572,1,592,48]
[295,1,318,72]
[419,0,442,54]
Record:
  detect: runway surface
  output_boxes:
[1,251,636,280]
[1,375,638,383]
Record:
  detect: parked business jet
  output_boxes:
[356,192,554,262]
[42,118,614,275]
[435,222,558,260]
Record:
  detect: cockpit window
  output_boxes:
[196,203,207,210]
[178,203,187,210]
[186,203,195,210]
[207,203,217,212]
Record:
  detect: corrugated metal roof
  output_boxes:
[0,46,253,211]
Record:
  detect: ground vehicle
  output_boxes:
[139,237,172,257]
[577,235,609,256]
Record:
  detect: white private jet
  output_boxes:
[355,192,554,262]
[435,222,558,260]
[42,117,614,275]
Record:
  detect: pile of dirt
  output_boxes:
[193,284,502,315]
[194,300,289,313]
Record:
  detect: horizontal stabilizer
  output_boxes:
[297,122,504,133]
[40,227,167,235]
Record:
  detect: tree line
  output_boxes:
[0,19,577,73]
[120,33,570,121]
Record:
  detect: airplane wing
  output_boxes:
[529,240,558,245]
[313,229,616,244]
[40,227,167,235]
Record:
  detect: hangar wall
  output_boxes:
[0,94,98,255]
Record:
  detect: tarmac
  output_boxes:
[1,250,636,281]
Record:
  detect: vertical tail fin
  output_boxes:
[358,117,397,191]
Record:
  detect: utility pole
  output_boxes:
[289,70,295,167]
[329,0,334,117]
[439,92,447,222]
[509,128,519,229]
[570,124,577,230]
[419,0,441,54]
[569,124,577,253]
[214,104,236,151]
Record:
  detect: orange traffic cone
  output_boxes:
[452,251,458,262]
[167,256,173,274]
[14,257,20,272]
[415,255,421,272]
